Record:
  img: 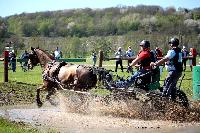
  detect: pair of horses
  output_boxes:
[28,47,97,107]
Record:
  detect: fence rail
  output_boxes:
[0,58,86,62]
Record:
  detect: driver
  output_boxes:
[109,40,154,88]
[150,37,183,101]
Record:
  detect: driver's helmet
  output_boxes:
[139,40,150,48]
[169,37,179,46]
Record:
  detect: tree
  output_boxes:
[0,18,8,38]
[21,21,37,37]
[38,19,54,37]
[70,37,81,57]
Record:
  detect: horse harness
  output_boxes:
[42,61,95,87]
[42,61,67,83]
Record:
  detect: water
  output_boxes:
[0,93,200,133]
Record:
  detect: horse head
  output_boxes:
[27,47,39,69]
[28,47,55,69]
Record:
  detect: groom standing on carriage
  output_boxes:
[150,37,183,101]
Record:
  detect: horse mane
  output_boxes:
[37,48,55,60]
[33,48,55,68]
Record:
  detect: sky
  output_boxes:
[0,0,200,17]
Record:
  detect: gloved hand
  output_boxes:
[127,65,133,72]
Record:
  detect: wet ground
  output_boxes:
[0,93,200,133]
[0,80,199,132]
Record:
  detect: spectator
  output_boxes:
[126,46,134,67]
[155,46,164,75]
[115,47,124,72]
[10,50,16,72]
[155,46,163,58]
[92,51,97,66]
[191,48,197,66]
[189,48,198,71]
[20,50,29,68]
[189,48,193,71]
[54,47,61,60]
[182,46,189,71]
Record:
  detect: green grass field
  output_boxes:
[0,117,39,133]
[0,59,194,98]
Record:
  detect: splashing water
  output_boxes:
[52,91,200,122]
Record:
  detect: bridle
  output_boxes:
[30,48,54,68]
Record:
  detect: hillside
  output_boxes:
[0,5,200,57]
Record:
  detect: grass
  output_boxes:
[0,117,39,133]
[0,59,194,98]
[0,63,43,85]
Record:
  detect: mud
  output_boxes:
[0,92,200,133]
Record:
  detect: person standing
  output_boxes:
[191,48,197,66]
[92,51,97,66]
[189,47,198,71]
[54,47,61,60]
[155,46,163,58]
[20,50,29,68]
[126,46,134,72]
[115,47,124,72]
[151,37,183,101]
[155,46,164,75]
[182,46,189,71]
[10,50,16,72]
[189,48,193,71]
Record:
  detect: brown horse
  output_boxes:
[28,47,97,107]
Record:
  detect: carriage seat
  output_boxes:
[134,67,160,90]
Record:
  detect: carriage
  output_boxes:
[28,47,189,108]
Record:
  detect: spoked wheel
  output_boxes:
[176,89,189,108]
[154,87,189,108]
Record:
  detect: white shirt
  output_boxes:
[165,50,176,71]
[115,51,123,58]
[54,50,60,58]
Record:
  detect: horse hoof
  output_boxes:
[37,102,43,108]
[48,99,58,106]
[36,99,43,107]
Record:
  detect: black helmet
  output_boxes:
[139,40,150,48]
[169,38,179,46]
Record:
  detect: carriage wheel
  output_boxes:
[176,89,189,108]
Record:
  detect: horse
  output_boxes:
[28,47,97,107]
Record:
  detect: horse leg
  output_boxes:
[73,75,78,85]
[46,88,58,106]
[36,86,43,107]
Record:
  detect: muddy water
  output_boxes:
[0,93,200,133]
